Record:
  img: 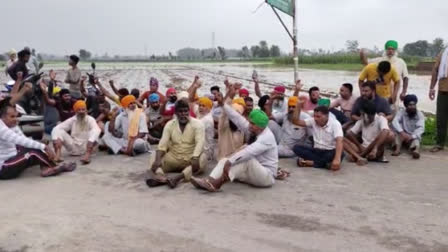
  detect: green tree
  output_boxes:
[251,45,260,58]
[241,46,250,58]
[431,38,445,57]
[79,49,92,60]
[259,41,270,58]
[270,45,281,57]
[403,40,430,56]
[217,46,226,60]
[345,40,359,53]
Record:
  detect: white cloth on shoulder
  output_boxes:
[438,47,448,80]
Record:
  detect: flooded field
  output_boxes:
[2,62,435,113]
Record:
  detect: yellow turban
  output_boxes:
[121,95,136,108]
[232,97,246,107]
[52,86,61,95]
[288,96,298,106]
[231,103,245,114]
[73,100,87,112]
[198,97,213,109]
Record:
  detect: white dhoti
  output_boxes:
[278,144,296,158]
[210,158,274,187]
[102,127,150,155]
[51,128,88,156]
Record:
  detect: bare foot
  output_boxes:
[367,148,378,160]
[411,151,420,159]
[297,158,314,167]
[80,154,91,165]
[391,149,401,156]
[356,158,368,166]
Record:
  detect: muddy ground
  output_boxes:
[0,148,447,252]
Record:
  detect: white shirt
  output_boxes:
[115,110,148,138]
[350,115,389,147]
[369,55,409,79]
[272,97,288,123]
[52,115,101,143]
[305,116,343,150]
[392,108,425,141]
[199,113,215,158]
[279,113,310,149]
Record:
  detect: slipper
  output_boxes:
[276,168,290,180]
[60,162,77,172]
[371,156,389,163]
[80,159,91,165]
[411,152,420,159]
[190,177,218,192]
[430,146,444,153]
[146,176,167,187]
[166,177,180,189]
[41,167,61,177]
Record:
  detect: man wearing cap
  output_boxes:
[361,40,410,101]
[138,77,166,106]
[103,95,150,156]
[253,75,290,124]
[359,61,400,104]
[197,97,215,161]
[292,102,344,171]
[269,96,311,157]
[191,108,278,192]
[7,49,30,81]
[429,47,448,152]
[65,55,82,99]
[145,93,164,141]
[392,95,425,159]
[161,88,177,116]
[52,100,101,164]
[239,89,249,99]
[147,99,206,189]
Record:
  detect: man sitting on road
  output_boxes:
[138,77,166,106]
[292,104,344,171]
[191,109,278,192]
[145,93,164,142]
[0,97,76,179]
[300,86,320,114]
[392,95,425,159]
[102,95,150,156]
[330,83,357,119]
[344,100,394,165]
[352,81,393,122]
[52,100,101,164]
[146,99,206,189]
[359,61,400,105]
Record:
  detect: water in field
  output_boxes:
[1,62,435,113]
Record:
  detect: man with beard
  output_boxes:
[65,55,82,99]
[102,95,150,156]
[161,88,178,116]
[197,97,215,161]
[429,47,448,152]
[190,109,278,192]
[269,96,310,157]
[359,61,400,105]
[0,97,76,179]
[361,40,409,101]
[392,95,425,159]
[330,83,357,118]
[146,99,206,189]
[145,93,163,141]
[52,100,101,164]
[5,49,16,78]
[41,79,77,123]
[351,81,393,122]
[300,86,320,113]
[7,49,30,81]
[344,100,393,165]
[243,97,254,116]
[292,104,344,171]
[138,77,166,106]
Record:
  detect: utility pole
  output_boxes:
[292,0,299,82]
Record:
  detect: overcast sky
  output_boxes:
[2,0,447,56]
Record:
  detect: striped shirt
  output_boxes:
[0,120,45,168]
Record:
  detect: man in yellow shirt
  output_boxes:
[146,99,207,189]
[359,61,400,104]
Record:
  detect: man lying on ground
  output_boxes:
[392,94,425,159]
[344,100,394,165]
[0,98,76,179]
[292,104,344,171]
[352,81,393,122]
[52,100,101,164]
[102,95,150,156]
[146,99,206,189]
[190,109,278,192]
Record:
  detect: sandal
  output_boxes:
[276,168,290,180]
[430,146,444,153]
[371,156,389,163]
[41,167,61,177]
[59,162,77,172]
[146,175,167,187]
[190,177,218,192]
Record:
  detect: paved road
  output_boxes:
[1,148,447,252]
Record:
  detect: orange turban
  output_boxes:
[198,97,213,109]
[73,100,86,112]
[288,96,298,106]
[121,95,136,108]
[231,103,245,114]
[232,97,246,107]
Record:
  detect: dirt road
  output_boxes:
[1,149,447,252]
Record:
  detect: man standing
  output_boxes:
[146,99,206,189]
[191,109,278,192]
[292,104,344,171]
[392,95,425,158]
[103,95,150,156]
[5,49,17,78]
[361,40,410,101]
[344,100,393,165]
[429,47,448,152]
[24,47,42,76]
[65,55,82,99]
[359,61,400,105]
[7,49,30,80]
[52,100,101,164]
[352,82,393,122]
